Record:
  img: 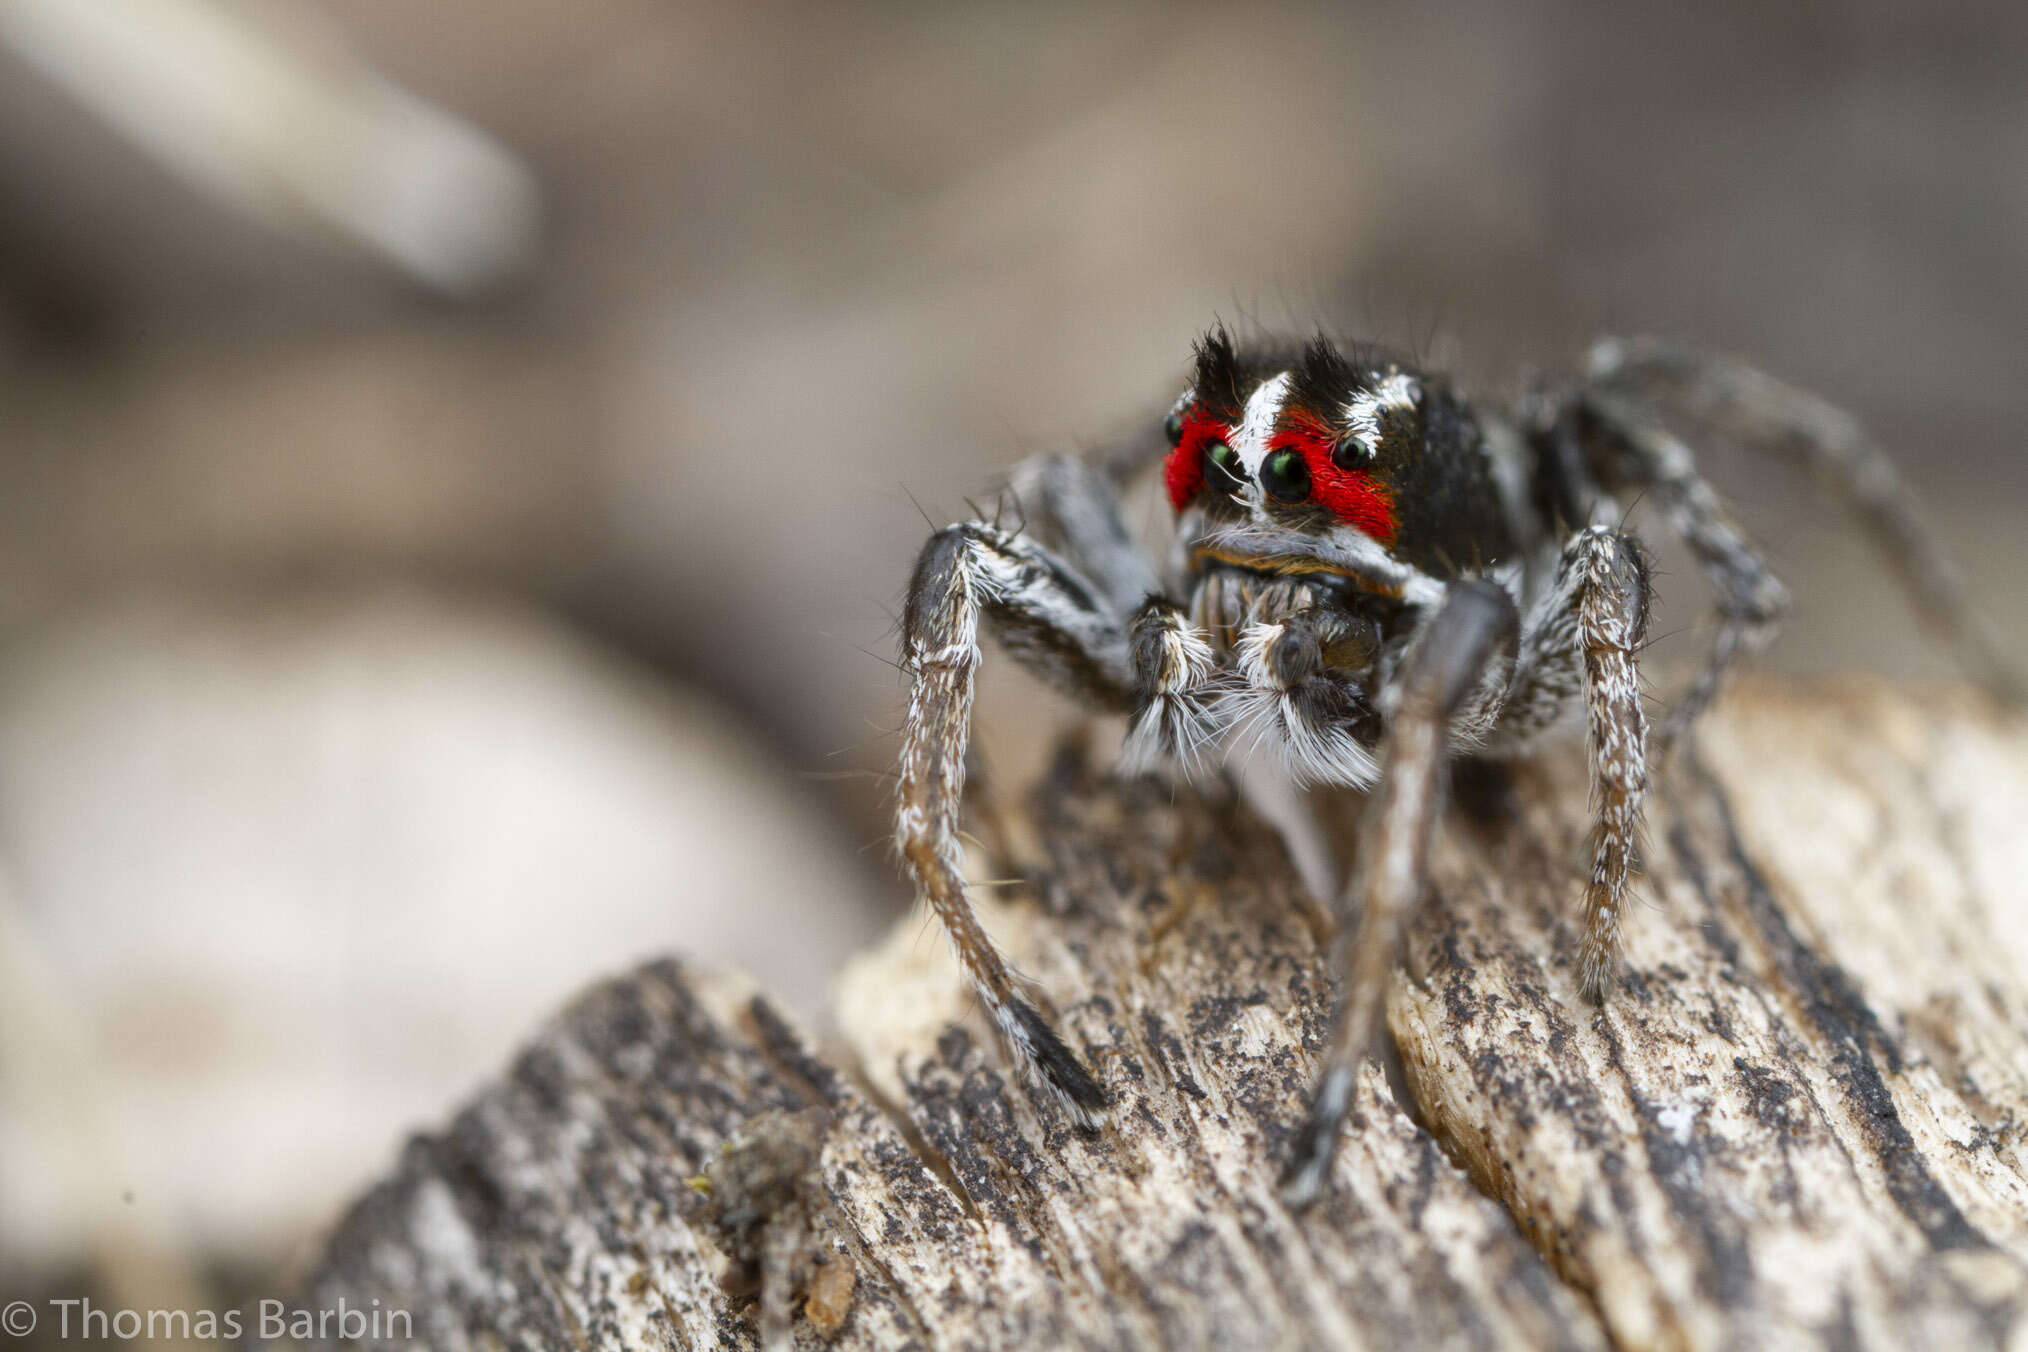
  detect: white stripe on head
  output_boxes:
[1342,369,1420,461]
[1230,371,1293,487]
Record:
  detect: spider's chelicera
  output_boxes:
[895,327,2013,1207]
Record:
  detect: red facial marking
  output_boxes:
[1163,408,1227,511]
[1269,409,1397,543]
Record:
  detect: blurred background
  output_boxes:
[0,0,2023,1341]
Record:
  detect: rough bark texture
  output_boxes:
[287,677,2028,1350]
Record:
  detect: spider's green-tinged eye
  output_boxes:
[1262,448,1311,502]
[1203,439,1246,495]
[1331,438,1374,471]
[1164,410,1184,446]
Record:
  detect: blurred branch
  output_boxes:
[0,0,540,293]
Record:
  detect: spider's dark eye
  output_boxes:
[1262,448,1311,502]
[1330,438,1374,471]
[1203,440,1246,494]
[1164,410,1185,446]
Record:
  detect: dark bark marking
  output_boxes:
[1695,765,1990,1255]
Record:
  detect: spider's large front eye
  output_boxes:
[1262,448,1311,502]
[1203,439,1246,495]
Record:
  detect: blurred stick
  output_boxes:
[0,0,540,293]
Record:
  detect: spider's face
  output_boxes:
[1163,328,1449,610]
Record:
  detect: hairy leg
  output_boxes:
[1481,527,1655,999]
[1589,338,2020,701]
[1280,581,1520,1208]
[1003,452,1164,617]
[897,522,1132,1127]
[1568,393,1789,752]
[1568,529,1654,999]
[998,452,1237,781]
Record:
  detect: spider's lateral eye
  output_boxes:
[1330,438,1375,471]
[1262,448,1311,502]
[1164,410,1185,446]
[1203,439,1246,495]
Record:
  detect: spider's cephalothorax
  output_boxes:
[893,326,2014,1207]
[1137,330,1526,787]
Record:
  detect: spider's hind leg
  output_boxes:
[1588,338,2020,703]
[898,520,1135,1127]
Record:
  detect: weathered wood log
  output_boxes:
[286,677,2028,1350]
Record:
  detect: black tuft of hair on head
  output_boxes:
[1288,334,1360,427]
[1192,325,1245,420]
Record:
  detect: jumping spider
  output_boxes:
[895,328,2014,1207]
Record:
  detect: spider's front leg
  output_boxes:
[898,510,1141,1128]
[1485,526,1657,1001]
[1279,582,1520,1209]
